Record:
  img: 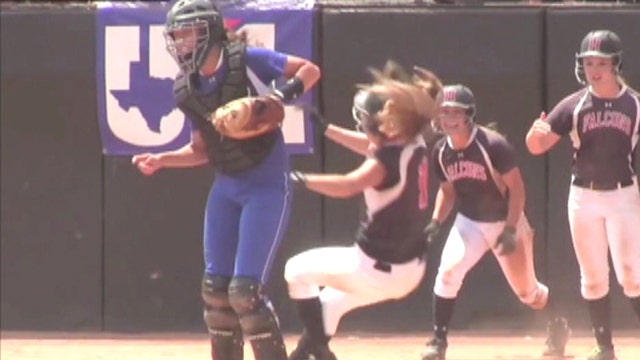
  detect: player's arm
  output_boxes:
[526,95,576,155]
[246,47,319,100]
[501,167,526,229]
[281,55,321,93]
[324,125,371,156]
[525,112,561,155]
[156,130,209,168]
[295,158,385,198]
[431,181,456,223]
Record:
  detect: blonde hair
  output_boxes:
[619,76,640,96]
[413,65,444,100]
[358,61,440,142]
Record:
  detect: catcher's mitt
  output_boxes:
[210,95,285,139]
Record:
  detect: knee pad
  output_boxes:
[202,275,232,307]
[517,282,549,310]
[228,277,286,360]
[228,277,280,333]
[201,276,241,334]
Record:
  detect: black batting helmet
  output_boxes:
[352,90,387,136]
[164,0,227,74]
[574,30,623,85]
[437,84,476,121]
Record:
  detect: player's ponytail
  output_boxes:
[618,76,640,97]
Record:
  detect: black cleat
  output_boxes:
[421,337,447,360]
[288,332,337,360]
[542,316,571,357]
[583,345,616,360]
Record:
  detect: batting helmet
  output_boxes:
[164,0,227,74]
[352,90,387,136]
[437,84,476,121]
[574,30,623,85]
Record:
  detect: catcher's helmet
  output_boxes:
[574,30,623,85]
[164,0,227,74]
[352,90,387,136]
[437,84,476,121]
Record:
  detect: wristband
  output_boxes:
[273,77,305,102]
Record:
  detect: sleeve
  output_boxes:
[488,134,517,174]
[245,46,288,84]
[430,140,448,182]
[547,93,580,136]
[634,91,640,136]
[373,146,401,190]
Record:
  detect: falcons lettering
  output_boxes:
[582,110,633,135]
[446,160,488,181]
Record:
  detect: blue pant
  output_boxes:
[203,171,292,284]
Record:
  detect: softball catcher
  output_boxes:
[526,30,640,360]
[132,1,320,359]
[421,85,570,360]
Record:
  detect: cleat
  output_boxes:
[542,317,571,357]
[421,337,447,360]
[288,331,337,360]
[582,345,616,360]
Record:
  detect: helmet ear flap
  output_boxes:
[614,55,623,73]
[466,105,476,122]
[574,56,586,85]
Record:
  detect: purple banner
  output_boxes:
[96,2,316,155]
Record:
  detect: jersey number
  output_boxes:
[418,157,429,210]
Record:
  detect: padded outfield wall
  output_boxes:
[1,3,639,332]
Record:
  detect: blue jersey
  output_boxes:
[196,46,288,97]
[190,46,290,180]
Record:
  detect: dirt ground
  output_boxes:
[2,330,639,360]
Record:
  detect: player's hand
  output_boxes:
[132,153,162,176]
[494,225,517,256]
[530,111,551,135]
[422,220,442,259]
[305,106,329,135]
[423,220,442,245]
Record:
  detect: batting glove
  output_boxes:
[422,220,442,259]
[424,220,442,245]
[494,225,517,256]
[307,106,329,134]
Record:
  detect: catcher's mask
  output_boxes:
[164,0,227,74]
[352,90,387,137]
[574,30,623,85]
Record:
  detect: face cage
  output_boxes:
[352,105,381,135]
[164,20,211,74]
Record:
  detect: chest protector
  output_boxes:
[173,42,278,175]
